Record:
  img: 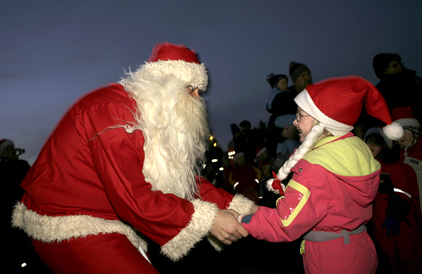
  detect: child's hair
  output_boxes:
[275,120,332,181]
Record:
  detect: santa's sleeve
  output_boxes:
[80,94,253,261]
[243,162,329,242]
[195,178,256,251]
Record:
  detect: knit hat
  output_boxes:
[294,76,403,139]
[391,106,420,128]
[144,42,208,91]
[372,53,401,79]
[266,73,288,89]
[0,139,14,154]
[289,62,310,83]
[364,127,393,149]
[239,120,251,128]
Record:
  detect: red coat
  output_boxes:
[371,160,422,273]
[243,134,379,273]
[400,139,422,215]
[12,84,254,263]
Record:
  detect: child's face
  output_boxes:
[276,78,288,91]
[262,164,271,176]
[366,137,383,158]
[235,155,245,166]
[384,59,402,75]
[397,129,415,148]
[293,107,315,143]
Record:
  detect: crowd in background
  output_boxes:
[218,53,422,274]
[2,52,422,273]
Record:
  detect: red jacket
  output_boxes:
[400,139,422,214]
[243,134,379,273]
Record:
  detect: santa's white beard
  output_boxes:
[120,71,209,200]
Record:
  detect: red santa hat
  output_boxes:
[233,152,245,162]
[255,147,267,158]
[143,42,208,91]
[294,76,403,140]
[391,106,420,128]
[0,139,14,154]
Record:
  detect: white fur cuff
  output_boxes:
[161,199,219,261]
[227,194,255,215]
[206,194,255,251]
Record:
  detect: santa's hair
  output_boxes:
[119,66,209,200]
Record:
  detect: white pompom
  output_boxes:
[383,122,404,141]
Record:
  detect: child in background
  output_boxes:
[273,114,301,171]
[255,147,278,207]
[365,128,422,274]
[237,76,404,274]
[392,106,422,215]
[266,73,297,159]
[229,152,262,205]
[266,73,289,113]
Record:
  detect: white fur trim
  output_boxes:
[11,202,148,253]
[206,194,255,251]
[227,194,255,215]
[142,60,208,91]
[161,199,219,261]
[393,118,420,128]
[294,89,354,136]
[256,147,267,158]
[383,122,404,141]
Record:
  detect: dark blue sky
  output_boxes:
[1,0,422,165]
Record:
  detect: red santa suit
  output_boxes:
[243,134,379,274]
[11,43,254,273]
[371,160,422,274]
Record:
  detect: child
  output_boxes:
[237,76,404,274]
[255,147,278,207]
[365,128,422,274]
[392,106,422,215]
[273,114,301,170]
[266,73,297,158]
[229,152,262,205]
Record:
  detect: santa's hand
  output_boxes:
[210,209,249,245]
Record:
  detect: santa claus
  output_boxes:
[12,42,256,273]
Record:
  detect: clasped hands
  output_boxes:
[210,205,258,245]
